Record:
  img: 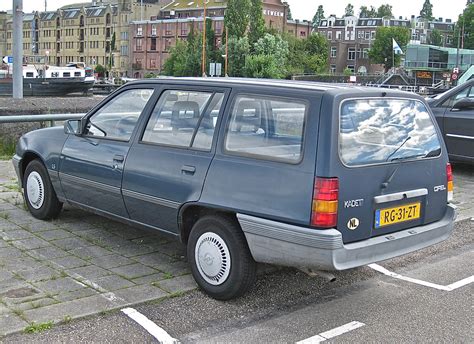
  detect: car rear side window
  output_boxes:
[224,95,306,163]
[340,98,441,166]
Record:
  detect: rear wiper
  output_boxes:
[386,136,411,162]
[389,148,441,162]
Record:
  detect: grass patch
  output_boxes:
[0,138,16,160]
[24,321,54,334]
[0,212,10,220]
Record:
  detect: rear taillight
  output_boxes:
[447,163,453,202]
[311,177,339,228]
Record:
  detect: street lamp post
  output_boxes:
[12,0,23,99]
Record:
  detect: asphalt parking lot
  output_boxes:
[0,161,473,342]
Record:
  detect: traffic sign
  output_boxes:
[2,56,13,64]
[452,73,458,80]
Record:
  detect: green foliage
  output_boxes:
[285,33,328,76]
[144,72,157,78]
[253,33,289,67]
[24,321,53,334]
[249,0,266,46]
[0,138,15,160]
[429,29,443,46]
[94,64,106,74]
[287,6,293,20]
[369,27,410,70]
[345,3,354,16]
[377,4,393,18]
[420,0,434,20]
[224,0,250,38]
[226,36,250,77]
[312,5,325,28]
[244,55,283,79]
[359,6,377,18]
[343,67,353,76]
[456,4,474,50]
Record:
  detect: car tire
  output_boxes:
[187,215,256,300]
[23,159,63,220]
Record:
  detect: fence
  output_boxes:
[0,113,85,127]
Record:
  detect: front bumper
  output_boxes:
[12,154,22,188]
[237,204,456,271]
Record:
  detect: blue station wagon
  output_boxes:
[13,78,456,299]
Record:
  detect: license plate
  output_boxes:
[375,203,421,228]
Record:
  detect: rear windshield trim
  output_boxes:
[338,97,442,168]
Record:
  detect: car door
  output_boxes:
[122,86,229,234]
[441,85,474,159]
[59,87,157,217]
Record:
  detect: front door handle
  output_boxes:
[181,165,196,175]
[113,154,125,162]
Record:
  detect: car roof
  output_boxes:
[126,77,419,98]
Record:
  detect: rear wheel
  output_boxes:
[23,159,62,220]
[187,215,256,300]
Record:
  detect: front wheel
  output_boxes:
[187,215,256,300]
[23,159,63,220]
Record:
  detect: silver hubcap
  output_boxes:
[195,232,231,285]
[26,171,44,210]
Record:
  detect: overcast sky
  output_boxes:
[0,0,468,22]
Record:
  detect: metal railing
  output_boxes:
[0,113,85,127]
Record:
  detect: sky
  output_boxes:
[0,0,468,22]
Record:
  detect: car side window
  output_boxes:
[85,89,154,141]
[441,86,472,108]
[224,95,307,163]
[142,90,223,150]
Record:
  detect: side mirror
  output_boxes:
[452,98,474,110]
[64,119,83,135]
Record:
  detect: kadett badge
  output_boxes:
[347,218,360,230]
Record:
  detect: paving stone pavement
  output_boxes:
[0,161,195,337]
[0,161,472,337]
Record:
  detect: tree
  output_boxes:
[359,6,377,18]
[456,4,474,50]
[162,27,202,77]
[287,5,293,20]
[253,33,289,70]
[377,4,393,18]
[345,3,354,16]
[420,0,434,21]
[245,55,283,78]
[226,36,250,77]
[249,0,266,46]
[224,0,251,38]
[284,33,328,76]
[368,26,410,71]
[312,5,325,28]
[429,29,443,46]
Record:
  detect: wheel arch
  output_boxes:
[178,203,239,244]
[19,151,45,185]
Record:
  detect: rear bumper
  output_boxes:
[237,204,456,271]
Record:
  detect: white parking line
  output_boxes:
[296,321,366,344]
[368,263,474,291]
[122,307,179,344]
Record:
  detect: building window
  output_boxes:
[181,22,188,36]
[330,65,336,73]
[152,25,157,36]
[165,38,171,51]
[371,31,376,39]
[137,26,142,36]
[348,48,356,60]
[165,23,172,36]
[336,31,342,40]
[150,59,156,69]
[331,47,337,58]
[151,37,157,51]
[327,31,332,40]
[136,38,143,51]
[363,48,369,59]
[347,65,355,72]
[365,31,370,40]
[358,31,364,39]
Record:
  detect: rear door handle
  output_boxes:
[181,165,196,174]
[113,154,125,162]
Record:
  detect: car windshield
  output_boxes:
[339,98,442,166]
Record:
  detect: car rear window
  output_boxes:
[340,98,441,166]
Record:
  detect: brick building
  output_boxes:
[129,0,312,77]
[318,14,455,75]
